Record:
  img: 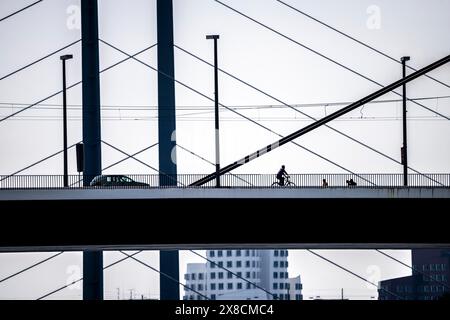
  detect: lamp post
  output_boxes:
[206,34,221,187]
[401,56,410,187]
[60,54,73,187]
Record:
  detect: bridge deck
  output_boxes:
[0,187,449,200]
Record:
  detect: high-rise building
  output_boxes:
[183,250,303,300]
[378,249,450,300]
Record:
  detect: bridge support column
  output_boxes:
[81,0,103,300]
[157,0,179,300]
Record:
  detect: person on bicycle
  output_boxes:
[277,165,288,186]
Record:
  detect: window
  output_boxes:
[227,272,233,279]
[273,283,278,290]
[236,250,241,257]
[227,250,232,257]
[252,271,256,279]
[285,294,290,300]
[274,261,278,268]
[252,261,256,268]
[227,283,233,290]
[280,283,284,290]
[211,283,216,290]
[211,273,216,279]
[280,250,285,257]
[199,273,204,280]
[246,282,251,289]
[218,250,223,257]
[246,272,251,278]
[192,273,196,280]
[252,250,255,257]
[218,272,224,279]
[273,272,278,279]
[218,262,223,268]
[185,274,190,280]
[219,283,224,290]
[236,261,242,268]
[190,295,194,300]
[227,261,232,268]
[237,283,243,290]
[210,250,215,257]
[210,262,215,269]
[211,294,216,300]
[191,284,196,291]
[245,250,250,257]
[237,272,242,278]
[274,250,279,257]
[246,261,250,268]
[286,261,289,268]
[279,261,284,268]
[296,294,301,300]
[285,272,288,278]
[198,284,203,291]
[295,283,301,290]
[273,294,278,300]
[285,250,289,257]
[280,272,285,279]
[286,283,290,290]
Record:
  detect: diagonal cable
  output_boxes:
[214,0,450,121]
[275,0,450,90]
[307,249,405,300]
[0,0,43,23]
[37,251,142,300]
[189,250,277,299]
[0,43,157,123]
[99,39,375,185]
[0,252,64,285]
[375,249,450,291]
[0,40,81,82]
[120,251,209,300]
[101,140,184,186]
[0,142,81,182]
[174,45,441,186]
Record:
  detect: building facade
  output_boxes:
[183,249,302,300]
[379,249,450,300]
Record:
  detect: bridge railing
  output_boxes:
[0,174,449,189]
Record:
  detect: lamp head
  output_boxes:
[60,54,74,61]
[206,35,220,40]
[401,56,410,62]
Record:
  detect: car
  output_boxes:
[89,175,149,187]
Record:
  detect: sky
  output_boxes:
[1,0,450,300]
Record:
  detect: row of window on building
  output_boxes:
[210,260,262,269]
[208,250,289,258]
[423,274,448,282]
[186,282,259,292]
[273,272,289,279]
[185,271,262,281]
[273,282,302,290]
[183,293,302,301]
[413,263,447,272]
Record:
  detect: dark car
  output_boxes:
[89,175,149,187]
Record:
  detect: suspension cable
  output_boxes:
[99,39,375,185]
[213,0,450,121]
[0,0,43,23]
[275,0,450,90]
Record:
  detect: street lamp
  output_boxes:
[206,35,221,188]
[401,56,410,187]
[60,54,73,187]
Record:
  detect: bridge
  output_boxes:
[1,0,449,301]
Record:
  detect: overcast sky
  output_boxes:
[1,0,449,300]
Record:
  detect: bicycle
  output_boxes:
[271,175,296,187]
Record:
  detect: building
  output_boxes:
[379,249,450,300]
[183,249,303,300]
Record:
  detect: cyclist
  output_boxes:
[276,165,288,186]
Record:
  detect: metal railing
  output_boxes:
[0,174,449,189]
